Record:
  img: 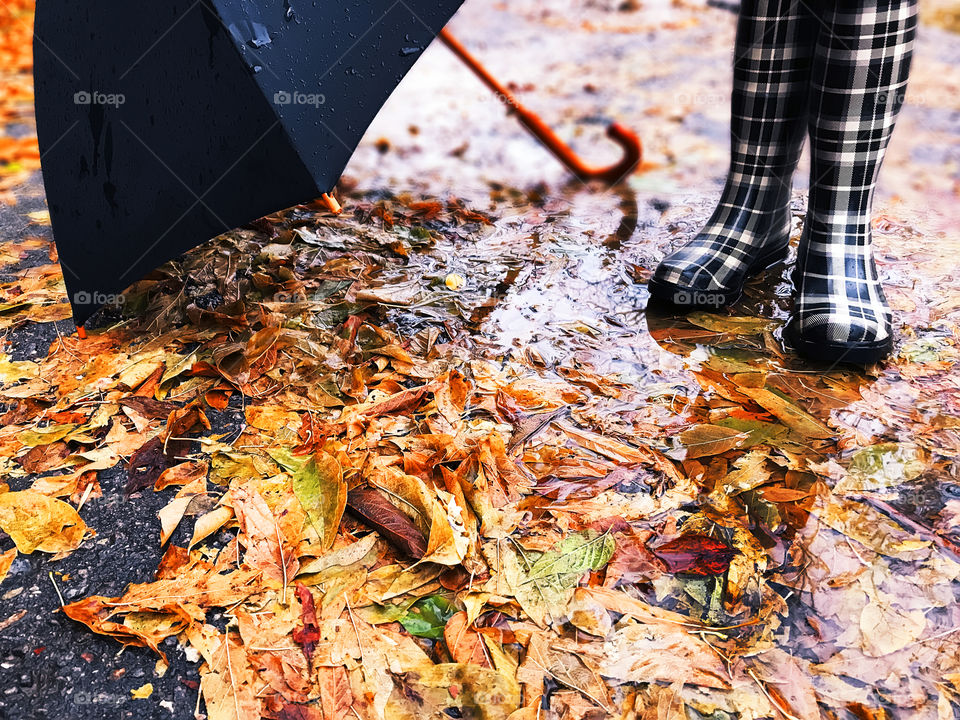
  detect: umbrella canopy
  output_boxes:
[34,0,465,327]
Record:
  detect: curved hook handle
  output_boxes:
[438,30,642,186]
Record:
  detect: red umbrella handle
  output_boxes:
[438,29,642,185]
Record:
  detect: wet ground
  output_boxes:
[2,0,960,718]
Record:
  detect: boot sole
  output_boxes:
[784,320,893,366]
[648,241,790,309]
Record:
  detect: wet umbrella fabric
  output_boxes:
[34,0,465,327]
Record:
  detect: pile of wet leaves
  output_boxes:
[3,0,960,718]
[0,185,958,719]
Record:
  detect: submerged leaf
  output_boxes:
[651,534,737,576]
[527,531,616,582]
[739,387,834,439]
[835,443,928,494]
[668,424,746,460]
[498,531,615,627]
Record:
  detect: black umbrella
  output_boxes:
[35,2,642,332]
[34,0,466,328]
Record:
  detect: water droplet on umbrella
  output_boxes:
[399,46,423,57]
[247,21,272,48]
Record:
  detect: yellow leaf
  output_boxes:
[158,476,206,546]
[131,682,154,699]
[0,490,87,554]
[0,547,16,585]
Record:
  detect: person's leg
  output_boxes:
[650,0,816,308]
[788,0,918,364]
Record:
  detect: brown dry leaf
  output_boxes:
[373,469,469,566]
[385,663,520,720]
[566,587,613,637]
[63,564,260,658]
[814,495,931,559]
[200,631,262,720]
[669,424,747,460]
[190,505,235,549]
[560,424,651,465]
[517,632,611,712]
[594,621,732,689]
[0,490,86,554]
[155,460,209,491]
[346,486,427,560]
[317,666,353,720]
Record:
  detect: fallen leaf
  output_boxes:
[0,490,86,554]
[650,534,737,576]
[130,683,153,699]
[346,485,427,559]
[444,611,491,666]
[739,387,834,439]
[669,424,747,460]
[0,548,15,584]
[291,451,346,551]
[400,595,456,639]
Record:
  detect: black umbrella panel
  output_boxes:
[34,0,466,327]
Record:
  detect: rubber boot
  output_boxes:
[650,0,816,308]
[786,0,918,365]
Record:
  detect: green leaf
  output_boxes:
[835,443,928,493]
[268,447,307,474]
[498,531,616,627]
[290,451,347,551]
[526,531,616,583]
[714,417,788,448]
[399,595,456,639]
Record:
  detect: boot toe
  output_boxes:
[786,312,893,365]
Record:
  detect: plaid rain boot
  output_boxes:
[649,0,816,308]
[786,0,917,365]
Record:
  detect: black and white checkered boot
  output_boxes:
[649,0,816,308]
[786,0,917,365]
